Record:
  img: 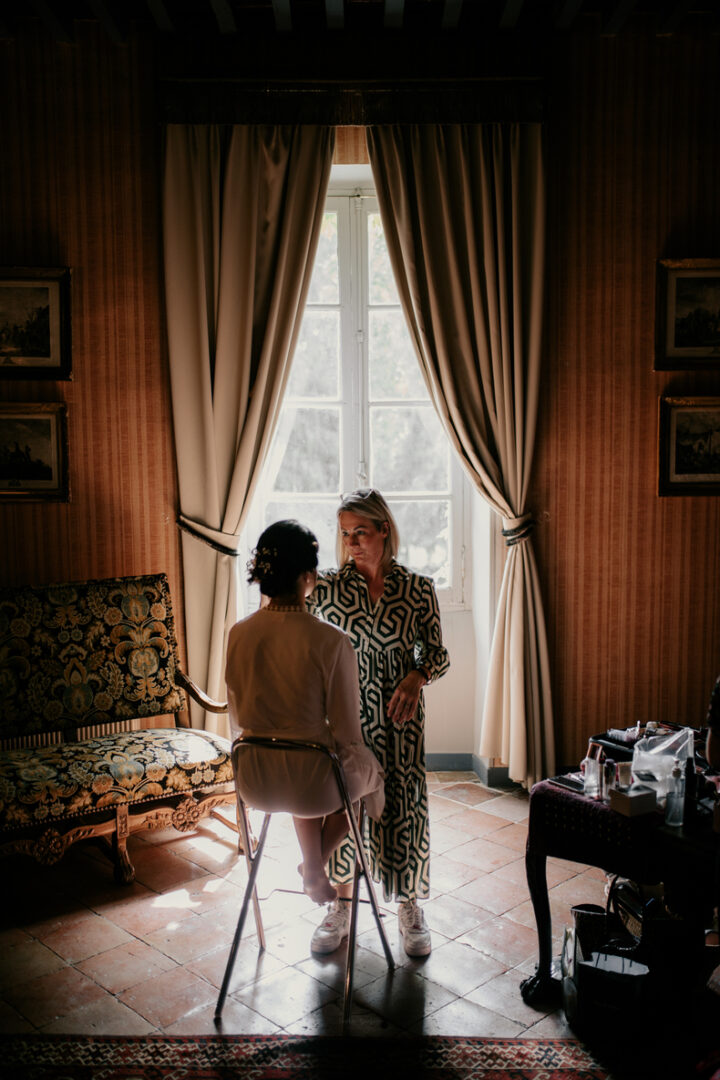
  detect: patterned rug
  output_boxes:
[0,1035,612,1080]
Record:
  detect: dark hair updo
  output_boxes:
[247,520,319,598]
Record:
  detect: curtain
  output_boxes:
[367,123,553,788]
[163,124,335,732]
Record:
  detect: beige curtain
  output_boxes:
[367,123,553,788]
[163,125,335,732]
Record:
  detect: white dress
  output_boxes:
[225,608,385,820]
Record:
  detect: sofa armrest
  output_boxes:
[175,669,228,714]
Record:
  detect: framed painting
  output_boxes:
[655,259,720,369]
[658,396,720,496]
[0,268,71,379]
[0,402,69,501]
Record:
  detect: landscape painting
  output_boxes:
[0,268,71,379]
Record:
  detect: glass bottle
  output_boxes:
[665,757,685,827]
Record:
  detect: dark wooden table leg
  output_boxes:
[520,845,561,1007]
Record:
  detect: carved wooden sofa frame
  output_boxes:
[0,573,236,883]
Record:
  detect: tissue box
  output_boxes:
[609,784,658,817]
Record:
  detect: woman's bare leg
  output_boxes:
[293,817,337,904]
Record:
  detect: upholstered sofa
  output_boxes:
[0,572,236,883]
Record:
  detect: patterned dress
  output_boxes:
[308,560,450,901]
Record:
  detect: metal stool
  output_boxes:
[214,734,395,1027]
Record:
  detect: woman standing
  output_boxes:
[308,489,450,956]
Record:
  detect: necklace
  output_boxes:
[265,602,306,613]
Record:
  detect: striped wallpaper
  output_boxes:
[1,23,719,768]
[535,28,720,766]
[0,26,185,649]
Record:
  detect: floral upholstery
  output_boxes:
[0,729,233,832]
[0,574,186,739]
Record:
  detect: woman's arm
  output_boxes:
[414,577,450,683]
[387,575,450,726]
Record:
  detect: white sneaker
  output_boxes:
[398,900,431,956]
[310,899,351,954]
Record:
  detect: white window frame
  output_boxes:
[241,172,471,613]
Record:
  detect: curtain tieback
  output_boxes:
[502,513,534,547]
[177,514,242,557]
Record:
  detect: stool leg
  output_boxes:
[343,838,363,1026]
[214,812,271,1023]
[346,802,394,971]
[236,799,265,949]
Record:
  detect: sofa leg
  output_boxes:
[113,805,135,884]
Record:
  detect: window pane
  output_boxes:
[368,212,398,304]
[307,212,338,304]
[263,499,338,571]
[369,310,425,400]
[392,500,450,589]
[370,406,449,492]
[269,407,340,493]
[287,311,339,398]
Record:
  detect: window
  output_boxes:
[244,181,468,609]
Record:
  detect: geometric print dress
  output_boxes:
[308,560,450,902]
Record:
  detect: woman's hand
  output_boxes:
[388,670,427,727]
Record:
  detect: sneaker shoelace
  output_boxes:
[402,904,425,931]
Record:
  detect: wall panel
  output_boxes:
[535,29,720,767]
[0,26,184,649]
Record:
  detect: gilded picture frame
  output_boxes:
[0,267,72,379]
[0,402,69,501]
[658,396,720,496]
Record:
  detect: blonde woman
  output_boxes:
[308,489,450,956]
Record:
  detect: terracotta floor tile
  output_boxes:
[189,940,285,993]
[413,939,507,996]
[458,915,540,968]
[453,872,530,916]
[126,845,212,893]
[39,994,158,1035]
[441,806,512,837]
[448,837,522,873]
[354,967,456,1029]
[0,936,67,987]
[427,853,485,893]
[39,911,133,964]
[77,938,177,994]
[142,912,232,965]
[422,893,492,938]
[434,782,499,807]
[4,966,107,1028]
[232,966,336,1027]
[466,968,554,1026]
[416,994,524,1037]
[96,887,200,936]
[477,793,530,822]
[169,997,281,1035]
[0,998,35,1034]
[118,966,216,1028]
[489,822,530,853]
[428,821,476,855]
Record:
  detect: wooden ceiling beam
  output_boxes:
[384,0,405,29]
[325,0,345,29]
[145,0,175,33]
[27,0,74,42]
[441,0,463,28]
[601,0,638,34]
[656,0,693,35]
[210,0,237,34]
[500,0,525,29]
[554,0,585,30]
[272,0,292,32]
[84,0,127,43]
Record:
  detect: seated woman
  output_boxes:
[225,520,385,904]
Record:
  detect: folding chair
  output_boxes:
[214,733,395,1027]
